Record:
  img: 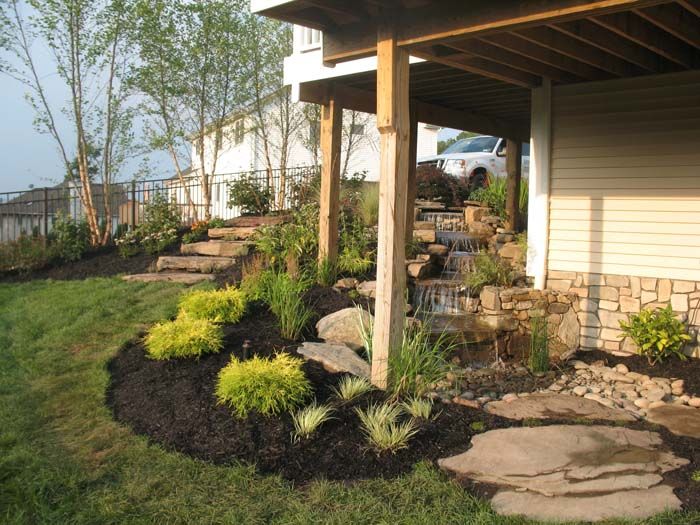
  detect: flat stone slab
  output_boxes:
[156,256,235,273]
[484,393,635,422]
[647,404,700,438]
[121,273,214,284]
[316,308,372,351]
[297,342,370,378]
[207,227,257,240]
[180,240,250,257]
[491,486,682,523]
[440,425,687,521]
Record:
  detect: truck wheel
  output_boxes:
[469,170,489,192]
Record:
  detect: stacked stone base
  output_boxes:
[547,271,700,357]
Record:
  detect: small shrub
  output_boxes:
[619,306,691,365]
[463,253,513,294]
[139,193,181,254]
[358,184,379,226]
[401,397,434,420]
[355,403,418,453]
[415,165,470,206]
[471,177,529,221]
[292,402,335,442]
[215,353,312,418]
[49,211,90,261]
[692,470,700,482]
[253,204,318,270]
[332,375,373,402]
[470,421,486,433]
[263,271,314,340]
[183,217,228,244]
[0,235,51,273]
[338,214,374,276]
[145,317,224,360]
[115,229,141,258]
[316,258,338,287]
[228,174,273,216]
[528,315,550,373]
[178,287,247,324]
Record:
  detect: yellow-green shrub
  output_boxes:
[145,317,224,360]
[216,353,312,418]
[178,287,247,324]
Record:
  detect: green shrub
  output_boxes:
[114,229,141,258]
[215,353,312,418]
[619,306,691,365]
[471,177,529,221]
[358,183,379,226]
[692,470,700,482]
[140,194,181,254]
[178,287,247,324]
[338,214,374,276]
[470,421,486,433]
[228,174,273,216]
[49,211,90,261]
[253,204,318,270]
[355,403,418,453]
[316,258,338,287]
[0,235,51,273]
[145,316,224,360]
[463,253,514,294]
[528,315,550,373]
[332,375,373,402]
[292,402,335,442]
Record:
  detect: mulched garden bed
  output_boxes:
[576,349,700,397]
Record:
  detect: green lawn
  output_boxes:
[0,278,696,524]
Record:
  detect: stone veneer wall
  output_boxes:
[478,286,580,357]
[546,271,700,358]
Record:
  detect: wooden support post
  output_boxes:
[371,22,410,389]
[318,90,343,264]
[405,108,418,245]
[505,139,523,231]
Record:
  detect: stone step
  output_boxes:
[208,226,258,240]
[181,240,251,257]
[122,273,215,284]
[413,229,437,243]
[226,215,290,227]
[156,256,236,273]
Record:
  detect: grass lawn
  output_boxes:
[0,278,697,524]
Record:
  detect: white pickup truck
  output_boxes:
[417,135,530,190]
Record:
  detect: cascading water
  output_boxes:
[419,211,465,232]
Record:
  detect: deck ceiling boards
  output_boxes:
[257,0,700,89]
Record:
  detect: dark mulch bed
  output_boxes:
[304,285,373,319]
[576,349,700,397]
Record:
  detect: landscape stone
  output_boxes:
[357,281,376,298]
[647,404,700,438]
[180,240,250,257]
[316,308,372,351]
[121,273,215,284]
[483,393,634,421]
[297,342,370,378]
[490,486,682,523]
[156,255,236,273]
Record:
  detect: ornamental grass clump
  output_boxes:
[145,317,224,360]
[291,402,335,442]
[401,397,434,420]
[216,353,312,418]
[332,375,373,402]
[263,271,315,340]
[619,305,691,365]
[355,403,418,453]
[528,315,550,374]
[178,287,247,324]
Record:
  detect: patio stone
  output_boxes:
[297,342,370,378]
[438,425,687,522]
[121,273,215,284]
[316,308,372,351]
[483,393,634,421]
[647,404,700,438]
[156,255,236,273]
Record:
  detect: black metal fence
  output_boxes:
[0,165,319,243]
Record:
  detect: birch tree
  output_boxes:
[0,0,134,245]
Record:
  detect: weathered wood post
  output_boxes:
[371,21,410,389]
[505,139,523,231]
[318,86,343,265]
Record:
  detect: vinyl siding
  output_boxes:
[548,70,700,281]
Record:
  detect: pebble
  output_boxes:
[573,386,588,397]
[644,389,666,403]
[689,397,700,408]
[614,364,629,374]
[648,401,667,409]
[452,396,478,409]
[460,391,475,400]
[502,393,519,403]
[634,399,650,409]
[548,383,564,392]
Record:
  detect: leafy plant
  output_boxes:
[178,287,247,324]
[528,315,549,373]
[49,211,90,262]
[260,271,314,340]
[0,235,51,273]
[470,421,486,433]
[338,214,375,276]
[291,402,335,442]
[355,403,418,453]
[415,165,470,206]
[228,174,273,216]
[401,397,434,420]
[253,204,318,270]
[145,317,224,360]
[316,258,338,287]
[215,353,312,418]
[692,470,700,482]
[332,375,373,402]
[139,193,181,254]
[182,218,225,244]
[471,177,529,222]
[463,253,513,294]
[358,183,379,226]
[619,306,691,365]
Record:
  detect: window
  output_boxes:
[233,119,245,145]
[350,124,364,136]
[443,136,499,154]
[298,27,321,52]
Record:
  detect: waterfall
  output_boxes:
[418,211,465,232]
[413,280,464,314]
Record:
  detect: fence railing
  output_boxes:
[0,165,319,243]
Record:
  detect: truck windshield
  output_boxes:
[443,136,499,154]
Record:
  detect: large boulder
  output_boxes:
[297,342,370,378]
[316,308,372,351]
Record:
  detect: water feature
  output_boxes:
[419,211,465,232]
